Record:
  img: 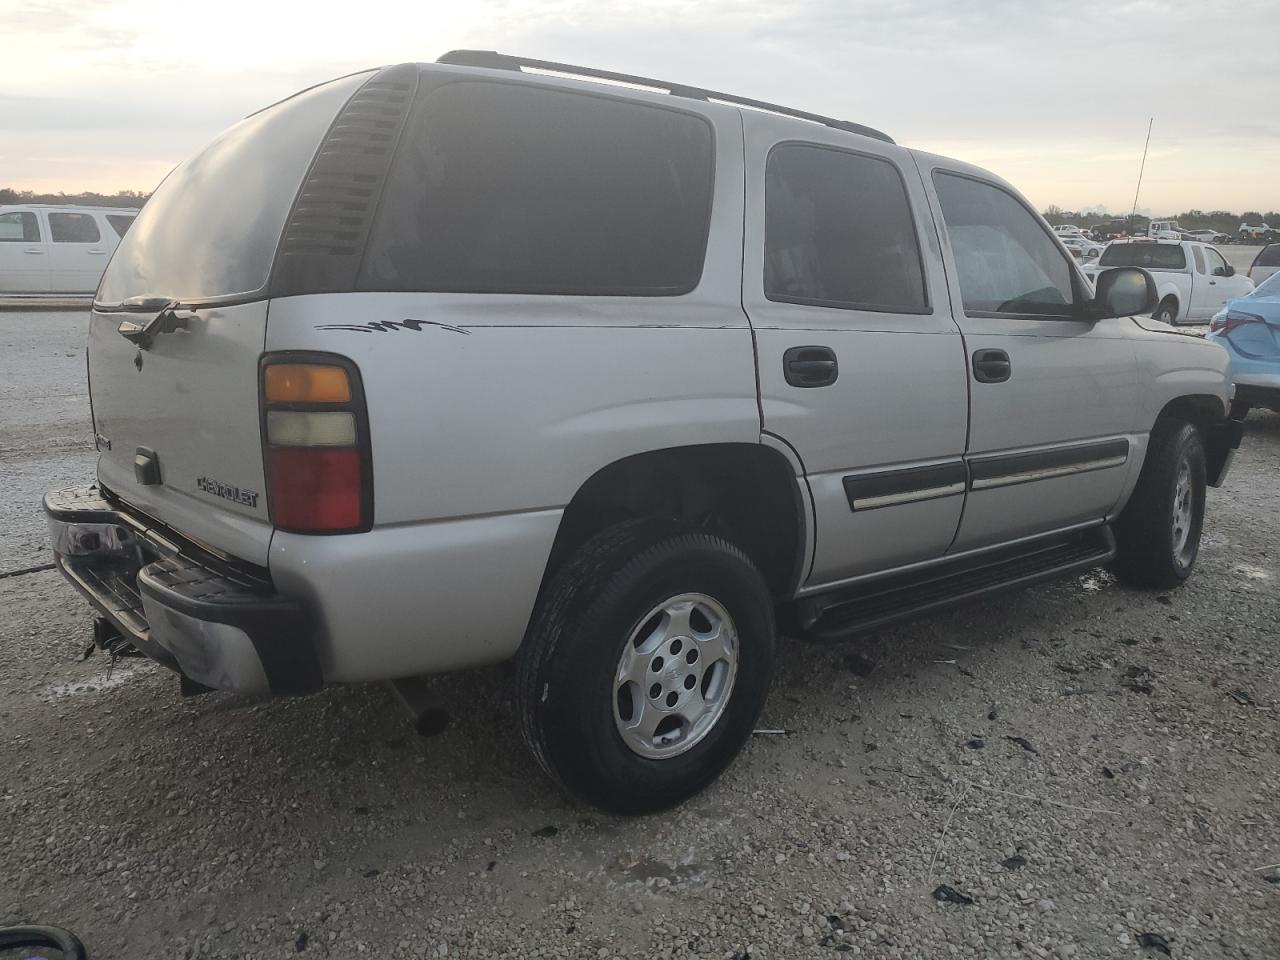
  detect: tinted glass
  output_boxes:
[361,81,714,296]
[106,214,136,238]
[97,72,368,306]
[933,173,1075,317]
[49,212,100,243]
[764,144,927,313]
[1254,244,1280,267]
[1099,243,1187,270]
[0,211,39,242]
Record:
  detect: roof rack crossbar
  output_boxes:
[437,50,894,144]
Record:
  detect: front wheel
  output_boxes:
[517,520,775,814]
[1113,420,1206,589]
[1153,298,1179,324]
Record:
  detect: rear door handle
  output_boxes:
[784,345,838,387]
[972,348,1011,383]
[24,248,44,255]
[88,248,106,255]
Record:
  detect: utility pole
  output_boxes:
[1131,117,1153,222]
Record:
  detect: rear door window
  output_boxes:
[96,72,368,307]
[932,172,1076,318]
[49,212,101,243]
[764,143,927,313]
[0,211,39,242]
[106,214,136,238]
[360,81,715,296]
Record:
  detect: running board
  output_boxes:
[797,527,1116,641]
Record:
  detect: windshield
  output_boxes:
[1099,244,1187,270]
[96,73,369,308]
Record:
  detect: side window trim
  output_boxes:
[763,139,932,316]
[932,168,1086,322]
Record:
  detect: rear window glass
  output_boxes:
[1253,271,1280,296]
[49,212,100,243]
[0,211,39,242]
[1256,244,1280,267]
[106,214,136,238]
[96,72,368,306]
[360,81,715,296]
[764,144,927,313]
[1099,243,1186,270]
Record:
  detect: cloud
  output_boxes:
[4,0,1278,209]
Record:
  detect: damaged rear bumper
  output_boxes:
[44,486,321,695]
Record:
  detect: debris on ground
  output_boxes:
[1005,736,1039,754]
[931,884,974,905]
[844,652,877,678]
[1137,931,1172,955]
[1001,855,1027,870]
[1121,665,1156,695]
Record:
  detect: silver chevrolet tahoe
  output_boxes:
[46,52,1245,813]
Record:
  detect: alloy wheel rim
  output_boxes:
[612,593,738,760]
[1171,458,1195,563]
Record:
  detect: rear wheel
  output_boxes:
[1153,297,1179,324]
[1113,420,1206,589]
[517,520,775,813]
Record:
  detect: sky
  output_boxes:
[3,0,1278,215]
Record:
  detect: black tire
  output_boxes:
[1153,297,1179,324]
[1112,419,1206,589]
[517,520,775,814]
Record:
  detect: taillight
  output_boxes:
[261,356,372,533]
[1210,310,1265,335]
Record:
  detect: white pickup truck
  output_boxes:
[1083,239,1254,324]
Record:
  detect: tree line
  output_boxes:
[1043,206,1280,233]
[0,188,149,209]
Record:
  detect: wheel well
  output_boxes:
[1156,295,1178,314]
[541,444,805,600]
[1156,395,1222,434]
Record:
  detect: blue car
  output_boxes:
[1209,270,1280,413]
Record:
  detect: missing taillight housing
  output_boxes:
[260,353,372,534]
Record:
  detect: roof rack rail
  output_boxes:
[437,50,894,145]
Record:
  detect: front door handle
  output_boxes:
[972,348,1011,383]
[784,345,838,387]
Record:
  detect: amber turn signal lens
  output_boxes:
[263,364,352,404]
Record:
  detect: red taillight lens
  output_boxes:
[1211,310,1265,335]
[260,356,371,534]
[266,447,363,531]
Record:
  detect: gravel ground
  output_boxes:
[1,311,1277,959]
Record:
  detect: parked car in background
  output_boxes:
[1060,235,1105,261]
[1093,219,1143,241]
[1248,243,1280,285]
[41,52,1243,814]
[1188,229,1231,244]
[1238,222,1276,242]
[1148,220,1186,240]
[1209,271,1280,412]
[1083,239,1254,324]
[0,204,139,294]
[1053,224,1086,238]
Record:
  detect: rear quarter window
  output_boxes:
[1099,244,1187,270]
[96,72,369,307]
[359,81,715,296]
[106,214,136,238]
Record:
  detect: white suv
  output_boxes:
[0,204,137,294]
[45,52,1245,813]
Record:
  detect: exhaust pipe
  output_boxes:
[388,677,451,737]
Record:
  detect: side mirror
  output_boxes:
[1090,267,1157,319]
[1224,264,1236,277]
